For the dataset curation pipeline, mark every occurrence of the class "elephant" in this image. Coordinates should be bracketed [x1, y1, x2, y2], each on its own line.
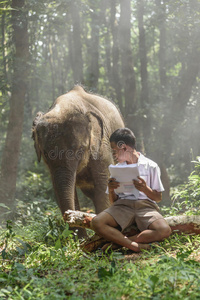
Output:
[32, 85, 124, 222]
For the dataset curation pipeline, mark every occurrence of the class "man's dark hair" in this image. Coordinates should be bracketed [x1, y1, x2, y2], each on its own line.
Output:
[109, 128, 136, 149]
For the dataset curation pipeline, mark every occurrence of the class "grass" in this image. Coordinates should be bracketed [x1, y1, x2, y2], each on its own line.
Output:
[0, 202, 200, 300]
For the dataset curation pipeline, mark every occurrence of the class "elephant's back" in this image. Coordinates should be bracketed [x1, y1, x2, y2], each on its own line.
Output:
[43, 85, 124, 131]
[80, 87, 125, 129]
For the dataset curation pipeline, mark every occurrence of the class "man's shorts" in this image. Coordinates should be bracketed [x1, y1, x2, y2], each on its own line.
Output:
[104, 199, 164, 232]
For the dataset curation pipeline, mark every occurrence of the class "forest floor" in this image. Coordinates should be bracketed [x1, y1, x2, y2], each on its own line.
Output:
[0, 202, 200, 300]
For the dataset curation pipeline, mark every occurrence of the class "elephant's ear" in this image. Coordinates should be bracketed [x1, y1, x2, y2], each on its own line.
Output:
[32, 112, 44, 162]
[86, 111, 104, 160]
[33, 133, 42, 162]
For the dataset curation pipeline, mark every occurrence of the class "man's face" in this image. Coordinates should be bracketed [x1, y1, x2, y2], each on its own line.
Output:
[110, 141, 127, 163]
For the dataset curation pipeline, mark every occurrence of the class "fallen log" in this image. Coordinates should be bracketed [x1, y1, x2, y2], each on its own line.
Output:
[63, 210, 200, 234]
[165, 215, 200, 235]
[63, 210, 200, 252]
[63, 210, 96, 229]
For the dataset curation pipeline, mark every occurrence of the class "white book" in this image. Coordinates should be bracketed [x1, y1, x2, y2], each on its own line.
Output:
[109, 164, 140, 198]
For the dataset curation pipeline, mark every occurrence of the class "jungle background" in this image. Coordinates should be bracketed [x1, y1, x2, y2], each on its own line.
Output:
[1, 0, 200, 213]
[0, 1, 200, 299]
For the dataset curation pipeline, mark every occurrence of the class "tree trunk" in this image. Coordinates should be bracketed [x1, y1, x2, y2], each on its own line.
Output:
[86, 0, 101, 90]
[137, 0, 151, 152]
[158, 30, 200, 166]
[160, 163, 170, 205]
[119, 0, 137, 118]
[69, 1, 83, 84]
[1, 10, 7, 90]
[0, 0, 29, 214]
[137, 0, 149, 108]
[109, 0, 123, 112]
[101, 0, 113, 96]
[47, 36, 55, 102]
[156, 0, 167, 90]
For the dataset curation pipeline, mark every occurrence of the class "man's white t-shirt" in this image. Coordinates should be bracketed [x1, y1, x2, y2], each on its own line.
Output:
[106, 153, 164, 203]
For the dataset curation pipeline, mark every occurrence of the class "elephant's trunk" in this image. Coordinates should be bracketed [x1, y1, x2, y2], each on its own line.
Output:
[51, 165, 77, 215]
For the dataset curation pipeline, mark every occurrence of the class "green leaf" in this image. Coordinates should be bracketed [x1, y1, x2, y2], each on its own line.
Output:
[147, 275, 159, 292]
[0, 203, 10, 210]
[14, 262, 26, 271]
[16, 246, 25, 256]
[55, 238, 62, 250]
[176, 249, 193, 261]
[98, 267, 111, 280]
[109, 261, 116, 275]
[48, 217, 54, 229]
[1, 248, 7, 259]
[15, 238, 32, 255]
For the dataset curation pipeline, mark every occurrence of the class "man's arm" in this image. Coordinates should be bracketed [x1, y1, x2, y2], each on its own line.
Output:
[108, 178, 120, 204]
[133, 176, 162, 203]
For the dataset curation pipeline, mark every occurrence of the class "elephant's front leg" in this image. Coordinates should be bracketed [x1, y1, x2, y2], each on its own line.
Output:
[91, 167, 111, 214]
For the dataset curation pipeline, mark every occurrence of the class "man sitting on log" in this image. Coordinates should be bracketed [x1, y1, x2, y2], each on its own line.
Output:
[91, 128, 171, 252]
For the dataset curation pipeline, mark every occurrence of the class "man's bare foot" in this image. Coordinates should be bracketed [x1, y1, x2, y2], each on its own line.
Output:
[138, 243, 151, 250]
[101, 242, 122, 252]
[101, 241, 151, 253]
[130, 241, 151, 252]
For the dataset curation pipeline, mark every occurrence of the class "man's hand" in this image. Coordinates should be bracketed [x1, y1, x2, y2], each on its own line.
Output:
[133, 176, 162, 203]
[133, 176, 147, 192]
[108, 177, 120, 192]
[108, 178, 120, 204]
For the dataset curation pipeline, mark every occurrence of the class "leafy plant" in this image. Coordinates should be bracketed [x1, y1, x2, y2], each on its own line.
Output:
[44, 215, 73, 249]
[98, 261, 116, 280]
[0, 220, 15, 260]
[162, 157, 200, 216]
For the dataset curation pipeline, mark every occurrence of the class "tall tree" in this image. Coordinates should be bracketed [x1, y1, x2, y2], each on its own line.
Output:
[86, 0, 101, 90]
[137, 0, 150, 152]
[119, 0, 136, 119]
[160, 42, 200, 159]
[68, 1, 83, 84]
[153, 0, 200, 200]
[137, 0, 149, 108]
[0, 0, 29, 213]
[47, 34, 56, 102]
[156, 0, 167, 90]
[1, 10, 7, 90]
[157, 0, 200, 164]
[109, 0, 123, 112]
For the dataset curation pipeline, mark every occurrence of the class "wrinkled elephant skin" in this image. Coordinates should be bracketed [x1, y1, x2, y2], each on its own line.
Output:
[32, 86, 124, 221]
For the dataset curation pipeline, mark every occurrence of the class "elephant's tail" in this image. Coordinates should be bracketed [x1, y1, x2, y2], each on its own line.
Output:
[32, 111, 44, 162]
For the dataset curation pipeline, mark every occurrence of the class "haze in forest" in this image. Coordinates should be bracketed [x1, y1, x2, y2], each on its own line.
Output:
[0, 0, 200, 213]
